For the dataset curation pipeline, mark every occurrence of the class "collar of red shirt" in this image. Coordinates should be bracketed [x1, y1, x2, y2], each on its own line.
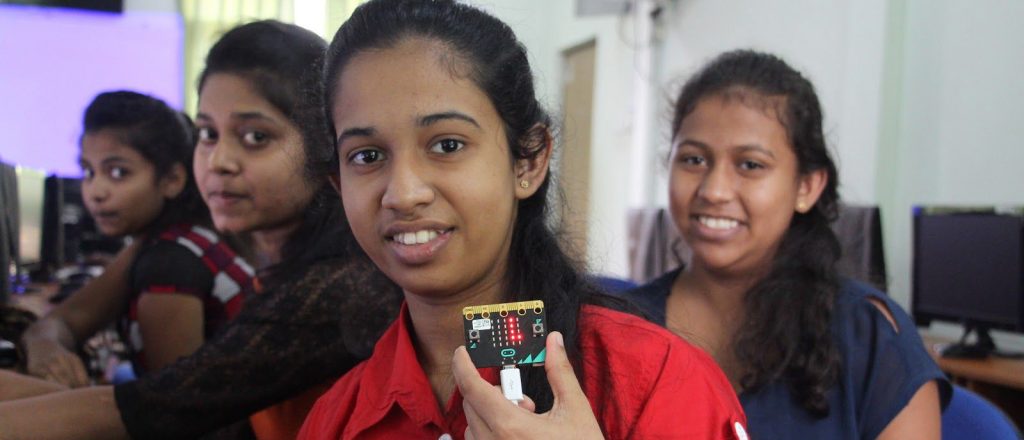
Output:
[346, 302, 499, 436]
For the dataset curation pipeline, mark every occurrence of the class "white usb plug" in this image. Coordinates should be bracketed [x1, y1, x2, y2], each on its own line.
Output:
[500, 365, 524, 405]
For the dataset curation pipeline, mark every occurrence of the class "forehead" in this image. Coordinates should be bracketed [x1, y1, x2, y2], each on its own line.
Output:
[331, 38, 498, 129]
[678, 94, 791, 151]
[198, 73, 288, 120]
[80, 130, 145, 162]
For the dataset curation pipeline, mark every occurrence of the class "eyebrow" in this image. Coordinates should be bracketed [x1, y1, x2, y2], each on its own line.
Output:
[195, 111, 276, 123]
[678, 139, 776, 158]
[418, 111, 481, 129]
[336, 126, 377, 146]
[78, 156, 132, 167]
[335, 111, 482, 146]
[734, 144, 776, 158]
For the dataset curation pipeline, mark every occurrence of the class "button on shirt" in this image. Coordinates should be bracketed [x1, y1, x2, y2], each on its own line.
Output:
[299, 303, 747, 439]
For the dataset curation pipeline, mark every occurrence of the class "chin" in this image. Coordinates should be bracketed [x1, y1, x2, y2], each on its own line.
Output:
[691, 249, 743, 272]
[212, 218, 247, 234]
[97, 226, 123, 237]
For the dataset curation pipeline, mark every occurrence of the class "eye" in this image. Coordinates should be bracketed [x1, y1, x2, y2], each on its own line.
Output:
[678, 154, 706, 167]
[109, 167, 129, 180]
[739, 160, 765, 171]
[429, 139, 465, 154]
[242, 130, 269, 147]
[197, 127, 217, 143]
[348, 148, 386, 165]
[81, 167, 94, 180]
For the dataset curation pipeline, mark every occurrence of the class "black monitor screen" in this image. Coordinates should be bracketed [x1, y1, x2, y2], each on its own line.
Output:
[913, 212, 1024, 331]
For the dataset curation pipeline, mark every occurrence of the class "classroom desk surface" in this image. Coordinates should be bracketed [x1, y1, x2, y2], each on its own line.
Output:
[921, 334, 1024, 391]
[5, 282, 58, 318]
[921, 332, 1024, 430]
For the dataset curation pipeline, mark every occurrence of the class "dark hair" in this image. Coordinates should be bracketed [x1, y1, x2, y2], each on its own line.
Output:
[81, 90, 206, 234]
[323, 0, 623, 411]
[199, 20, 343, 285]
[672, 49, 842, 417]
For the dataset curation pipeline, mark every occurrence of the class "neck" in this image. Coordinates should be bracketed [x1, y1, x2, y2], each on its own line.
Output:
[250, 221, 301, 266]
[405, 272, 506, 409]
[678, 263, 762, 317]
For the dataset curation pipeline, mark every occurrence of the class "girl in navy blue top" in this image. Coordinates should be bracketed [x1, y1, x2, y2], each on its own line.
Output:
[620, 50, 950, 439]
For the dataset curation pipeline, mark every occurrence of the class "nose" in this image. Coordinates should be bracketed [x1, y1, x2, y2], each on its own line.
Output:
[201, 140, 241, 175]
[82, 177, 109, 205]
[381, 154, 434, 214]
[696, 163, 735, 205]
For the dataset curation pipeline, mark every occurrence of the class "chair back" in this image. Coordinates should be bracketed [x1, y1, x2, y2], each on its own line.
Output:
[942, 385, 1022, 439]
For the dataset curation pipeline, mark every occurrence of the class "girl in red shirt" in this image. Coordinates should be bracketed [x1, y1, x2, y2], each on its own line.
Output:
[299, 1, 748, 439]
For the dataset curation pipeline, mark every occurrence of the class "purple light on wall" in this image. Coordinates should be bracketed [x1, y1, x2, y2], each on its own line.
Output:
[0, 5, 183, 177]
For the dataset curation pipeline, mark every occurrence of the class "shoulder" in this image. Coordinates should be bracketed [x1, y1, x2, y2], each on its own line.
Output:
[300, 362, 368, 439]
[833, 278, 917, 339]
[622, 268, 678, 300]
[578, 305, 732, 396]
[135, 225, 223, 268]
[831, 279, 951, 430]
[153, 223, 223, 251]
[132, 231, 214, 289]
[616, 268, 679, 325]
[279, 252, 401, 316]
[578, 305, 746, 438]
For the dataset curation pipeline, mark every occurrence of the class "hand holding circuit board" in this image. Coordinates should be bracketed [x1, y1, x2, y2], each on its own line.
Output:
[454, 302, 605, 439]
[462, 300, 548, 405]
[462, 300, 548, 368]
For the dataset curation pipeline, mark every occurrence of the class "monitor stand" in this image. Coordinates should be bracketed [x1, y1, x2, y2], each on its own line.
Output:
[941, 324, 996, 359]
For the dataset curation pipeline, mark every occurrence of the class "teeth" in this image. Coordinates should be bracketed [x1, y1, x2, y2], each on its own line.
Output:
[699, 216, 739, 230]
[394, 230, 440, 245]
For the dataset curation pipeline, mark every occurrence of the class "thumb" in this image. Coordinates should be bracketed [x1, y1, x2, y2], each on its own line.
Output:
[543, 331, 587, 408]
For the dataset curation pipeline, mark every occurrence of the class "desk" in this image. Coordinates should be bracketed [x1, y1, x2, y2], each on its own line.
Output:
[6, 283, 58, 318]
[922, 334, 1024, 428]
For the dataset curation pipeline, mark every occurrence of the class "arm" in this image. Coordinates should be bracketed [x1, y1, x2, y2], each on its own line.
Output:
[113, 257, 402, 439]
[135, 293, 205, 371]
[0, 369, 68, 400]
[0, 386, 128, 440]
[859, 292, 948, 440]
[21, 241, 140, 387]
[875, 381, 941, 440]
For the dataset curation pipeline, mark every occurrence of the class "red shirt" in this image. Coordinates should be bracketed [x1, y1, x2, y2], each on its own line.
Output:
[299, 303, 748, 439]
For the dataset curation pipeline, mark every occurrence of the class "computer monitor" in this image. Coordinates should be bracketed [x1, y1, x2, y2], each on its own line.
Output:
[912, 206, 1024, 358]
[15, 166, 46, 268]
[0, 162, 17, 301]
[40, 176, 122, 275]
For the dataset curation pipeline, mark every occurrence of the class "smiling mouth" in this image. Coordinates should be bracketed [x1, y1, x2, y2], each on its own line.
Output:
[389, 228, 453, 245]
[207, 191, 248, 205]
[695, 215, 740, 230]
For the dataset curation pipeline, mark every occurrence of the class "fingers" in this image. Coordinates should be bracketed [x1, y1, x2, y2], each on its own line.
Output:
[64, 355, 90, 387]
[543, 332, 588, 409]
[40, 352, 89, 388]
[463, 396, 491, 440]
[455, 346, 543, 439]
[518, 394, 537, 413]
[452, 346, 486, 398]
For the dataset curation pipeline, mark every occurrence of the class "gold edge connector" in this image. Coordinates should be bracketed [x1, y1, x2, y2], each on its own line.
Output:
[463, 300, 544, 319]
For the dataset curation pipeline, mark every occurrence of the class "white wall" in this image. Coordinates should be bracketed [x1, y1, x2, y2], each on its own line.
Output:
[653, 0, 889, 207]
[477, 0, 647, 276]
[433, 1, 1024, 347]
[483, 0, 891, 277]
[879, 0, 1024, 348]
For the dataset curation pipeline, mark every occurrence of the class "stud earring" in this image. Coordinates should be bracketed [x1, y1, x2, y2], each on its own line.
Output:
[797, 202, 807, 212]
[520, 180, 530, 189]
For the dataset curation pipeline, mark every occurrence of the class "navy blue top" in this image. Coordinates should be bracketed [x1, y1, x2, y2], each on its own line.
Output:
[621, 269, 951, 440]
